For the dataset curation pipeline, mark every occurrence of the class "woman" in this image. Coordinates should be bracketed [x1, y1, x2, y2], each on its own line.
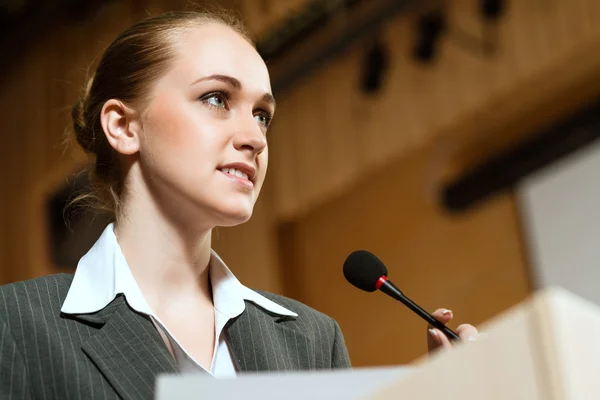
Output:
[0, 10, 477, 399]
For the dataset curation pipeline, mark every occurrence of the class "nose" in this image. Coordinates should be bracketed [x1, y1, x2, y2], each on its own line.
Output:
[233, 116, 267, 155]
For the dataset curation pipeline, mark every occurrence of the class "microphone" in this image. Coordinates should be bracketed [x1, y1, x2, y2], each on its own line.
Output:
[343, 250, 460, 341]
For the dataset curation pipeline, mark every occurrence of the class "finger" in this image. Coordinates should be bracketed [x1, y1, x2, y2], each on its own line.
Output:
[429, 308, 453, 326]
[456, 324, 479, 342]
[427, 327, 441, 351]
[427, 309, 454, 353]
[428, 328, 453, 352]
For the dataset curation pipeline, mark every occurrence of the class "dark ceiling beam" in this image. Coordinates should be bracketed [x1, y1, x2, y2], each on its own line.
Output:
[258, 0, 430, 95]
[441, 95, 600, 212]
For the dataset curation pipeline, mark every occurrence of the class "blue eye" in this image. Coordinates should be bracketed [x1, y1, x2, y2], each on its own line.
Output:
[254, 111, 273, 128]
[205, 94, 226, 108]
[200, 91, 229, 109]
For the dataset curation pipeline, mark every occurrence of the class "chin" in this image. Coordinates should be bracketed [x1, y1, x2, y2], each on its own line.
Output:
[213, 204, 254, 227]
[218, 213, 253, 227]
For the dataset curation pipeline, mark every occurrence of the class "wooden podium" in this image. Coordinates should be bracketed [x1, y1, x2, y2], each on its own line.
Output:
[370, 287, 600, 399]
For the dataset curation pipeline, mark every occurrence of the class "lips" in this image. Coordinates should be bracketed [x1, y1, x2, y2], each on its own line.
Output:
[217, 162, 257, 182]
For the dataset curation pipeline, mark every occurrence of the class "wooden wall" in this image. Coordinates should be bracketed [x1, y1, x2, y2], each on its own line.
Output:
[280, 144, 531, 366]
[261, 0, 600, 365]
[267, 0, 600, 221]
[1, 0, 600, 367]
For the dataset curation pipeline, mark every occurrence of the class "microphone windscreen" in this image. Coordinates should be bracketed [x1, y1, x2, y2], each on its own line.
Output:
[343, 250, 388, 292]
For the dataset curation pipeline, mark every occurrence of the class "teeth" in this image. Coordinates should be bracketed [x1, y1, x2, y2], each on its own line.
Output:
[221, 168, 249, 180]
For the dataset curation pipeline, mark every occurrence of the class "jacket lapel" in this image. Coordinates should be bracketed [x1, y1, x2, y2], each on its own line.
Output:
[77, 295, 178, 400]
[226, 301, 312, 372]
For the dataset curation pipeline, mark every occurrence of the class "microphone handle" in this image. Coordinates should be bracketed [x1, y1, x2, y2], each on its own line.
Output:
[379, 280, 461, 341]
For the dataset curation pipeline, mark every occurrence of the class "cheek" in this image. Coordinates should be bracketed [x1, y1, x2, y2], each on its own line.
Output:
[141, 99, 217, 167]
[144, 100, 194, 149]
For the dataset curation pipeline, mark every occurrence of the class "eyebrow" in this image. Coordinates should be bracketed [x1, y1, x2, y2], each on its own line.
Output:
[191, 74, 276, 110]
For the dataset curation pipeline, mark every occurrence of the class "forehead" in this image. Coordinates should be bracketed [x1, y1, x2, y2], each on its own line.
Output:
[171, 23, 271, 92]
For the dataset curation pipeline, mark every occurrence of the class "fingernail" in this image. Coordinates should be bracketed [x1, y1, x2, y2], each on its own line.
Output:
[442, 309, 453, 316]
[467, 336, 478, 342]
[428, 328, 438, 338]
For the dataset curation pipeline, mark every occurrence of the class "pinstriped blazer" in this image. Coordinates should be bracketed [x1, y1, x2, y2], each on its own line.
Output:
[0, 273, 351, 400]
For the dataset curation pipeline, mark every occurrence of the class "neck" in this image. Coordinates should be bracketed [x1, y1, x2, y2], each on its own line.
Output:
[114, 188, 214, 311]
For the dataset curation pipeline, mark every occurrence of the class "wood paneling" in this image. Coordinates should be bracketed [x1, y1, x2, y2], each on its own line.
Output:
[262, 0, 600, 365]
[267, 0, 600, 220]
[282, 144, 531, 366]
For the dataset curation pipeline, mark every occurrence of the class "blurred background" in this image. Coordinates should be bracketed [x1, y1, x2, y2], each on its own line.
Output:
[1, 0, 600, 367]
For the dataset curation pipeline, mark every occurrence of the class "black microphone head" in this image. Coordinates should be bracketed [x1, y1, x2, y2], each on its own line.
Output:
[343, 250, 388, 292]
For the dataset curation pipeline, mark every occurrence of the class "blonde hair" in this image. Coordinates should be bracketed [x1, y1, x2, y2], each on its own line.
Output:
[70, 10, 252, 219]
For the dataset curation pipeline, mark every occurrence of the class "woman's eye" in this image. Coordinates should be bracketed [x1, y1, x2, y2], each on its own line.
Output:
[200, 92, 229, 109]
[205, 94, 226, 108]
[254, 112, 272, 127]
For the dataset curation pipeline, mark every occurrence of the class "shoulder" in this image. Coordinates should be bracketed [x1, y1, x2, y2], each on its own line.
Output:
[0, 273, 73, 300]
[255, 290, 342, 334]
[254, 290, 352, 368]
[0, 273, 74, 325]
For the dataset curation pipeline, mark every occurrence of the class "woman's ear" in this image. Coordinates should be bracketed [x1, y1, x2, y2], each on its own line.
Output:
[100, 99, 142, 155]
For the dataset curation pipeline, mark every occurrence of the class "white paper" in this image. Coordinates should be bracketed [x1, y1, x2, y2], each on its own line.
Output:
[156, 366, 413, 400]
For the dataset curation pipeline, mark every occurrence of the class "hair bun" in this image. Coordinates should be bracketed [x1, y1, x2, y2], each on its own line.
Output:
[71, 97, 96, 154]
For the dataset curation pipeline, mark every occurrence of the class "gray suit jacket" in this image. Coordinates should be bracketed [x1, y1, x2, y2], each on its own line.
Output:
[0, 273, 351, 399]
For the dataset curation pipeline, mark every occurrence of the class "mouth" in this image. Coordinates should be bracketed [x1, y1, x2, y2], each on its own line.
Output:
[217, 163, 257, 187]
[218, 163, 256, 181]
[220, 167, 250, 181]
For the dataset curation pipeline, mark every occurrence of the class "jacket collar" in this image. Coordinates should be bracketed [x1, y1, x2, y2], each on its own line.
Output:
[74, 295, 178, 400]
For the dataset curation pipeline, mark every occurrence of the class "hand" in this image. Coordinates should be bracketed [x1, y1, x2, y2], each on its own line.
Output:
[427, 309, 478, 353]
